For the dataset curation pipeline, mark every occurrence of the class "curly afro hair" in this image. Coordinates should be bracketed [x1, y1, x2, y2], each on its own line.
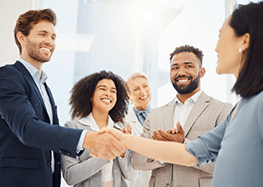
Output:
[70, 70, 129, 123]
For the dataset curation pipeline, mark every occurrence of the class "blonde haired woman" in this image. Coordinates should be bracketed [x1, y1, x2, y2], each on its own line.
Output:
[125, 72, 152, 187]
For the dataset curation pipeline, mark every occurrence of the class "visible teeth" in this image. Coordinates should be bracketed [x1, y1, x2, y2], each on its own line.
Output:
[178, 79, 188, 83]
[140, 95, 148, 100]
[102, 99, 110, 103]
[41, 48, 51, 52]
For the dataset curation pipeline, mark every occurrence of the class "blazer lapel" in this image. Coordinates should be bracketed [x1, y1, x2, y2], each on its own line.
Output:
[162, 99, 176, 131]
[184, 92, 210, 137]
[14, 61, 49, 117]
[44, 83, 59, 124]
[128, 109, 143, 135]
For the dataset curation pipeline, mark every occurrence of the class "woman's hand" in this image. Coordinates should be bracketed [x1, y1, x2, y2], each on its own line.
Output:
[95, 123, 131, 158]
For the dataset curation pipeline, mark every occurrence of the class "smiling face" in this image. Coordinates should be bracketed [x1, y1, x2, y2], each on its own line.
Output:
[170, 52, 205, 97]
[91, 79, 117, 114]
[127, 77, 151, 111]
[18, 20, 56, 68]
[215, 16, 243, 78]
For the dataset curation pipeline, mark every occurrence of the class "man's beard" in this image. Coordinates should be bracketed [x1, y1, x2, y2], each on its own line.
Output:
[171, 74, 200, 94]
[26, 38, 52, 63]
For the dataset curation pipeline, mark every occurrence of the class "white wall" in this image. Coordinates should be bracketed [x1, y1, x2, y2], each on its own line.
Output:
[0, 0, 37, 67]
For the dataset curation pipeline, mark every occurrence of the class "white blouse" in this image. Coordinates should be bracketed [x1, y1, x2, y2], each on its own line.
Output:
[78, 114, 114, 184]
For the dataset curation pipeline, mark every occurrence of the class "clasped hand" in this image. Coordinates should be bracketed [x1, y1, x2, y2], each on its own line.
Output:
[152, 122, 185, 143]
[84, 122, 131, 160]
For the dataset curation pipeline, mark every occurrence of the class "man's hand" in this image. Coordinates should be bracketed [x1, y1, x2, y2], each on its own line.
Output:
[83, 131, 126, 160]
[152, 122, 185, 143]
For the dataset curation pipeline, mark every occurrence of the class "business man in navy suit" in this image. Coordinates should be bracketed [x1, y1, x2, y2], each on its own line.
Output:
[0, 9, 125, 187]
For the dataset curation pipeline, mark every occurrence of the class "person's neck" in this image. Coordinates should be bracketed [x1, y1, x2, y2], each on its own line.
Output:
[135, 105, 148, 111]
[92, 109, 108, 129]
[20, 54, 43, 78]
[177, 89, 200, 104]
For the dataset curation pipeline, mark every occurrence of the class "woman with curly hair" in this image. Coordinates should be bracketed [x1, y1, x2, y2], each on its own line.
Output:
[61, 70, 137, 187]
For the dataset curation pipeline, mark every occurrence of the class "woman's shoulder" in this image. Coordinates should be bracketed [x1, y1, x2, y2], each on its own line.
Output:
[245, 90, 263, 106]
[114, 121, 126, 128]
[64, 118, 84, 129]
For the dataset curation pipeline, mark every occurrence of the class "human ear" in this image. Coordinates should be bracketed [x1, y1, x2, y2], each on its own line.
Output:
[16, 31, 25, 44]
[128, 94, 133, 103]
[200, 67, 206, 78]
[240, 33, 250, 52]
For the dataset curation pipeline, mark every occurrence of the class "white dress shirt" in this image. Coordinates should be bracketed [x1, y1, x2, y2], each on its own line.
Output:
[79, 114, 114, 185]
[173, 90, 202, 129]
[19, 58, 56, 173]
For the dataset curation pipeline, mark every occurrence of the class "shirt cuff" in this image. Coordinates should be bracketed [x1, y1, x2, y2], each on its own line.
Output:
[77, 130, 87, 152]
[157, 160, 165, 165]
[185, 138, 210, 167]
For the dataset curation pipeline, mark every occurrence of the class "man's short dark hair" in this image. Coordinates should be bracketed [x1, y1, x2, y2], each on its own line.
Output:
[169, 45, 204, 67]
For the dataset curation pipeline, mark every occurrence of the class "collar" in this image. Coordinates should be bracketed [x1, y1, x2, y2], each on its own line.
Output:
[133, 106, 151, 114]
[174, 90, 202, 105]
[19, 57, 48, 84]
[78, 113, 114, 131]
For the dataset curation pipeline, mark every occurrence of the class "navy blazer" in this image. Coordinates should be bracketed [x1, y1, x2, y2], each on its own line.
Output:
[0, 61, 83, 187]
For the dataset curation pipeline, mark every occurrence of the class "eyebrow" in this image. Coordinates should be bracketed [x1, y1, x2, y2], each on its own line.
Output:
[171, 62, 194, 66]
[38, 30, 57, 37]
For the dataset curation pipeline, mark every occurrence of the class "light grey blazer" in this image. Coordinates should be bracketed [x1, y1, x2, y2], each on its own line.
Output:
[124, 108, 152, 187]
[61, 117, 138, 187]
[131, 92, 233, 187]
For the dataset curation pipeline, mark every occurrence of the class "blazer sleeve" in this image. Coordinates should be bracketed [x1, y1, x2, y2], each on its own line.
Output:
[131, 112, 167, 170]
[0, 67, 82, 157]
[185, 102, 233, 174]
[62, 149, 109, 185]
[117, 149, 138, 181]
[186, 116, 230, 167]
[61, 120, 109, 185]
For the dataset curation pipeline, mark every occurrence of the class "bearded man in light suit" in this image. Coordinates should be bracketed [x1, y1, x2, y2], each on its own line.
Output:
[131, 45, 232, 187]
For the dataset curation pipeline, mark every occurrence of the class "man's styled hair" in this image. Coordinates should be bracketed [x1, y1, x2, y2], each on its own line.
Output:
[14, 9, 57, 54]
[230, 2, 263, 98]
[169, 45, 204, 67]
[70, 70, 129, 123]
[125, 72, 149, 93]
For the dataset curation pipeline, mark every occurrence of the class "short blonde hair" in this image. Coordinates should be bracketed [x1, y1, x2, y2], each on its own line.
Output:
[125, 72, 149, 92]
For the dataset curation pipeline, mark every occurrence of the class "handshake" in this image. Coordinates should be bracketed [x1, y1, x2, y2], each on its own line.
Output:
[82, 122, 185, 161]
[82, 123, 131, 160]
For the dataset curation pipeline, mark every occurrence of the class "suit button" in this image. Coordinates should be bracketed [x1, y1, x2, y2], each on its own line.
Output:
[166, 183, 170, 187]
[146, 158, 154, 163]
[48, 162, 52, 166]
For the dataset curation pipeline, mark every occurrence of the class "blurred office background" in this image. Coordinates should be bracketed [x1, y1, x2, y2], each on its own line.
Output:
[0, 0, 259, 186]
